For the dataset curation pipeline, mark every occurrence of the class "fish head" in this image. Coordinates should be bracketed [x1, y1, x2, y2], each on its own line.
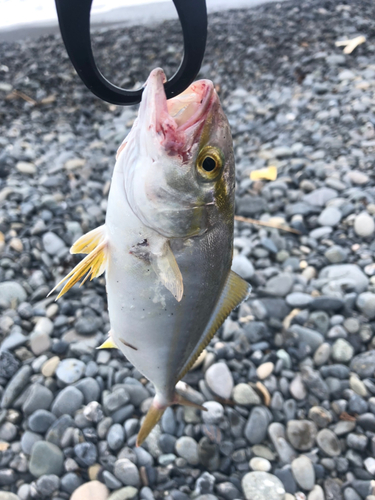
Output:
[119, 68, 235, 238]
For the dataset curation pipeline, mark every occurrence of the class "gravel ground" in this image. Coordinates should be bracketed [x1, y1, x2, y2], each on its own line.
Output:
[1, 0, 375, 499]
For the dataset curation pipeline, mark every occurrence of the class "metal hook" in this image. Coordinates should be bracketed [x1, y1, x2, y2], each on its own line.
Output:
[54, 0, 207, 105]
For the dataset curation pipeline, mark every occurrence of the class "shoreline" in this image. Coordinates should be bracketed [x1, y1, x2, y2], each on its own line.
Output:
[0, 0, 284, 42]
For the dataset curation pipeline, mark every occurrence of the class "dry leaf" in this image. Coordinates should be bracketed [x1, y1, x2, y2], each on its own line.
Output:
[335, 35, 366, 54]
[250, 165, 277, 181]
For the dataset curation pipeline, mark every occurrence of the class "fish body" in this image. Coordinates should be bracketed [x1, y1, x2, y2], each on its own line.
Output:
[51, 69, 250, 445]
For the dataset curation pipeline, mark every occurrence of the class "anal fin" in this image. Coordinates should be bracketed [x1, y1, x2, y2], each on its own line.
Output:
[176, 270, 251, 381]
[48, 225, 108, 300]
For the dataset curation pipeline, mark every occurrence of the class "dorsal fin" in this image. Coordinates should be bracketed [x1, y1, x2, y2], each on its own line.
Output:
[48, 225, 108, 300]
[176, 271, 251, 381]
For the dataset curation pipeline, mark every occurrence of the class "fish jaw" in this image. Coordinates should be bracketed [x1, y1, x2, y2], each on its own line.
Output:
[138, 68, 216, 159]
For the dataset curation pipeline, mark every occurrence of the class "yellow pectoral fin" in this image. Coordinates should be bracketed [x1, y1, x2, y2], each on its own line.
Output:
[48, 234, 108, 300]
[177, 270, 251, 381]
[150, 242, 183, 302]
[71, 225, 106, 254]
[97, 338, 118, 349]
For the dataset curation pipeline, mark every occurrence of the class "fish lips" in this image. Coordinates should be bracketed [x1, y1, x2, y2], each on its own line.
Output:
[139, 68, 216, 158]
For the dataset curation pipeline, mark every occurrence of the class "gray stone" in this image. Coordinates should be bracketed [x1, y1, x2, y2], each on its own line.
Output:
[242, 471, 286, 500]
[354, 211, 375, 237]
[60, 472, 83, 494]
[286, 420, 317, 451]
[316, 429, 341, 457]
[318, 206, 341, 226]
[42, 231, 66, 255]
[231, 255, 254, 280]
[28, 409, 56, 433]
[75, 315, 103, 335]
[103, 388, 130, 413]
[291, 455, 315, 490]
[29, 441, 64, 477]
[107, 423, 125, 451]
[75, 377, 101, 404]
[286, 292, 313, 308]
[350, 351, 375, 378]
[319, 264, 368, 293]
[56, 358, 85, 385]
[0, 421, 17, 441]
[175, 436, 200, 465]
[205, 362, 233, 399]
[36, 474, 60, 497]
[51, 386, 84, 417]
[232, 383, 261, 406]
[0, 281, 27, 305]
[356, 292, 375, 319]
[290, 324, 324, 352]
[1, 365, 32, 409]
[245, 407, 272, 445]
[23, 383, 53, 415]
[0, 351, 19, 379]
[202, 401, 224, 424]
[103, 470, 123, 490]
[303, 187, 337, 207]
[265, 273, 294, 297]
[74, 442, 98, 467]
[324, 245, 348, 264]
[21, 430, 43, 455]
[114, 458, 140, 487]
[108, 487, 138, 500]
[45, 414, 74, 445]
[161, 407, 175, 434]
[331, 339, 354, 363]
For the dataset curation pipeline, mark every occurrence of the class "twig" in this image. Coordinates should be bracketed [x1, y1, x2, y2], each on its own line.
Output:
[6, 90, 37, 105]
[234, 215, 301, 234]
[335, 35, 366, 55]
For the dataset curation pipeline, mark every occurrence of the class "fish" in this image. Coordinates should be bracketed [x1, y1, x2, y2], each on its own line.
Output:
[49, 68, 251, 446]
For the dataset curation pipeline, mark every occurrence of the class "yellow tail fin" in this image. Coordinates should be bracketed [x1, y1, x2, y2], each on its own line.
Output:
[136, 392, 207, 446]
[136, 404, 165, 447]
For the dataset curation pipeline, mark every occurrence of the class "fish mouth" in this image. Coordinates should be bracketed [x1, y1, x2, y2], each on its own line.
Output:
[141, 68, 215, 157]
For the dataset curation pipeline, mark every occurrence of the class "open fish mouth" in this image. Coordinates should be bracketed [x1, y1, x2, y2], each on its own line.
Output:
[141, 68, 215, 157]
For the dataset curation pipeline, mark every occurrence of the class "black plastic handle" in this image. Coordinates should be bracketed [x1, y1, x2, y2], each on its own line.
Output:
[54, 0, 207, 105]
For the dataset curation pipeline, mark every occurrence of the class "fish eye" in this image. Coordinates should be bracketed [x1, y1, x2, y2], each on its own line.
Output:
[196, 146, 223, 180]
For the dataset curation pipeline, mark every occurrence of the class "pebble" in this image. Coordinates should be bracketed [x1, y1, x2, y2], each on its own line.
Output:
[318, 206, 342, 226]
[356, 292, 375, 319]
[232, 383, 261, 406]
[29, 441, 64, 477]
[107, 423, 125, 451]
[354, 212, 375, 237]
[316, 429, 341, 457]
[245, 407, 272, 445]
[70, 480, 109, 500]
[56, 358, 86, 384]
[242, 471, 286, 500]
[250, 457, 271, 472]
[205, 362, 233, 399]
[175, 436, 200, 465]
[286, 420, 317, 451]
[1, 365, 32, 409]
[331, 339, 354, 363]
[256, 362, 274, 380]
[114, 458, 140, 487]
[231, 254, 254, 280]
[350, 351, 375, 378]
[202, 401, 224, 424]
[291, 455, 315, 490]
[42, 231, 67, 255]
[41, 356, 60, 377]
[51, 386, 84, 417]
[108, 487, 138, 500]
[0, 281, 27, 305]
[74, 442, 98, 467]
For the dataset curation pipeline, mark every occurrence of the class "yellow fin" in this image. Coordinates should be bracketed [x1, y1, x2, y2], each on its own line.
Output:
[48, 228, 107, 300]
[250, 165, 277, 181]
[150, 242, 183, 302]
[97, 338, 118, 349]
[177, 271, 251, 381]
[136, 403, 165, 447]
[71, 225, 106, 254]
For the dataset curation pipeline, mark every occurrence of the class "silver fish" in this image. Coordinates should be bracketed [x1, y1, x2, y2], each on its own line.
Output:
[50, 68, 250, 445]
